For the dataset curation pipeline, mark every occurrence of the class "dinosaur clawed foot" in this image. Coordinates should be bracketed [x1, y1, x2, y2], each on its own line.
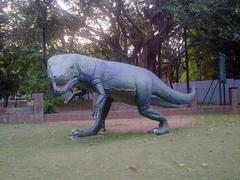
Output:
[72, 128, 81, 137]
[147, 127, 171, 136]
[71, 128, 98, 139]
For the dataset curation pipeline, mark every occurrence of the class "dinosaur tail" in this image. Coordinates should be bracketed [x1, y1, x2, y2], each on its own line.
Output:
[150, 95, 190, 108]
[153, 76, 196, 105]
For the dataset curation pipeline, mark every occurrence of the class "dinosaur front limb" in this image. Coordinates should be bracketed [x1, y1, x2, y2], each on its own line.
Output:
[72, 96, 112, 138]
[63, 88, 88, 104]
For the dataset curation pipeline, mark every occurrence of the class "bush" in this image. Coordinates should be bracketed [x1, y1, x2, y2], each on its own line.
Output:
[44, 96, 63, 114]
[18, 57, 50, 95]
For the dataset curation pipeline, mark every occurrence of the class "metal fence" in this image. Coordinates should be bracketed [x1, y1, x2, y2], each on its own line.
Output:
[0, 91, 30, 108]
[172, 79, 240, 105]
[2, 79, 239, 110]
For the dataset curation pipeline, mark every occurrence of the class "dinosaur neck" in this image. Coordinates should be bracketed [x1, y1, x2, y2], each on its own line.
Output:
[75, 56, 96, 84]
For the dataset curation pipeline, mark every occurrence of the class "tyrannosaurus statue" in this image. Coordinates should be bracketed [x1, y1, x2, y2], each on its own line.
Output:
[47, 53, 195, 138]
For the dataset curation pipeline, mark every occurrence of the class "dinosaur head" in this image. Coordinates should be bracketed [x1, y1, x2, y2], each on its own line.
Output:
[47, 57, 79, 94]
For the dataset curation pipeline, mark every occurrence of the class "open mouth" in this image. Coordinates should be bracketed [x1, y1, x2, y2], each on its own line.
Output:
[52, 77, 78, 94]
[55, 81, 68, 92]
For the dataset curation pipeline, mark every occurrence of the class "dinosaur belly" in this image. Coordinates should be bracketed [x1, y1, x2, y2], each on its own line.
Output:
[105, 89, 136, 105]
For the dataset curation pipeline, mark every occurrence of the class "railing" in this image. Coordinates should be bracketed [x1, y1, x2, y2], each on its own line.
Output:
[0, 93, 43, 122]
[172, 79, 240, 105]
[0, 91, 30, 108]
[0, 90, 239, 123]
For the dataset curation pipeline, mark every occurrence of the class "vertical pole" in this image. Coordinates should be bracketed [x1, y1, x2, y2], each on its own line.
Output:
[158, 44, 162, 78]
[219, 81, 222, 105]
[32, 93, 44, 122]
[229, 87, 239, 113]
[41, 0, 47, 68]
[223, 82, 226, 105]
[4, 92, 8, 108]
[184, 27, 190, 93]
[191, 88, 198, 112]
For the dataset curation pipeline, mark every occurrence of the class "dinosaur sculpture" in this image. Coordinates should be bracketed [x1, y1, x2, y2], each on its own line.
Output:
[47, 53, 195, 138]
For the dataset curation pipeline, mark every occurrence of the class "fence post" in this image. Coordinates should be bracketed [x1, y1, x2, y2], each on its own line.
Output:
[32, 93, 44, 122]
[229, 87, 238, 113]
[191, 88, 198, 113]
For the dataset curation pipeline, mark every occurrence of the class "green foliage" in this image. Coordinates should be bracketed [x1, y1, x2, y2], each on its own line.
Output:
[18, 50, 49, 95]
[0, 47, 31, 92]
[181, 29, 220, 81]
[180, 58, 218, 82]
[44, 96, 63, 114]
[168, 0, 240, 80]
[1, 0, 239, 95]
[44, 99, 55, 114]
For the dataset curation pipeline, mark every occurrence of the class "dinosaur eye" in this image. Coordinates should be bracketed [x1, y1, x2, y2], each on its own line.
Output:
[70, 65, 74, 69]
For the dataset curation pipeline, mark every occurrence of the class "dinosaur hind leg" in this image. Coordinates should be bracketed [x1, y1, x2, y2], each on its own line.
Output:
[136, 84, 170, 135]
[138, 106, 170, 135]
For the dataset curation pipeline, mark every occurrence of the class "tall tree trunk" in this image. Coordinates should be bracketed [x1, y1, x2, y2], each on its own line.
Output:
[157, 43, 162, 77]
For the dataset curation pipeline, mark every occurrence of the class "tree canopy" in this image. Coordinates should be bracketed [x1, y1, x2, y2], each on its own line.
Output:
[0, 0, 239, 94]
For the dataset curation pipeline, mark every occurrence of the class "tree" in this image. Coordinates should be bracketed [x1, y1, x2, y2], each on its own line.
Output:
[49, 0, 184, 77]
[174, 0, 240, 80]
[1, 0, 239, 97]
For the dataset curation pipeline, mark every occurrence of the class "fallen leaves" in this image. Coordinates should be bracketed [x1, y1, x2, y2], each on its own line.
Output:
[127, 165, 137, 172]
[178, 163, 185, 167]
[186, 167, 192, 171]
[178, 163, 192, 171]
[201, 163, 208, 166]
[176, 161, 209, 171]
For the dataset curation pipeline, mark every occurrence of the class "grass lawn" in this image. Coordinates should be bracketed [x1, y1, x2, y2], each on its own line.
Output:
[0, 114, 240, 180]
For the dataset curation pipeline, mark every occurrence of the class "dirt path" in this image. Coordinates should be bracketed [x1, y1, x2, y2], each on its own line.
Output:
[48, 115, 199, 133]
